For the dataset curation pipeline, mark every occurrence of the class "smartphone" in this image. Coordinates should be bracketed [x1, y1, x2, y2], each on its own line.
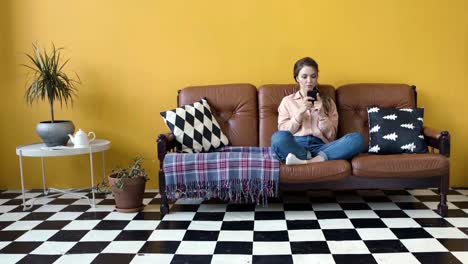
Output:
[307, 88, 318, 102]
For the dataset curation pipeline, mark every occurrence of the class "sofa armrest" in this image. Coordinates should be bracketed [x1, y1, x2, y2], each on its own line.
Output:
[157, 133, 177, 162]
[423, 127, 450, 157]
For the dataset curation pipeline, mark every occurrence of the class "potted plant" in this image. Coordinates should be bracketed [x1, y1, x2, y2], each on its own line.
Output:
[23, 42, 80, 146]
[104, 156, 149, 213]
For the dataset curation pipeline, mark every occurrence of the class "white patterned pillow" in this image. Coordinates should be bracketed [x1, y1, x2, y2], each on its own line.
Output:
[160, 98, 230, 153]
[367, 107, 427, 154]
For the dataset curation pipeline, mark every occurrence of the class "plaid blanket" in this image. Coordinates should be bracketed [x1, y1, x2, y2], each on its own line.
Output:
[163, 146, 280, 205]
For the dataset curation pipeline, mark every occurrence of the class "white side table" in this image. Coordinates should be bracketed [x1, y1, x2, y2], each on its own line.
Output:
[16, 139, 111, 211]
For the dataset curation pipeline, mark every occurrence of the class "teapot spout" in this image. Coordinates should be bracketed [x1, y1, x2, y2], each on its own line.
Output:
[68, 134, 74, 144]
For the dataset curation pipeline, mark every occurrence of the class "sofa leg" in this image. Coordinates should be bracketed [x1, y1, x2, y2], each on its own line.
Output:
[159, 169, 170, 219]
[160, 201, 169, 218]
[437, 174, 449, 217]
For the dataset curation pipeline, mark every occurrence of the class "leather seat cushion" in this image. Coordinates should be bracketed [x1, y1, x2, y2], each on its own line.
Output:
[352, 153, 449, 178]
[280, 160, 351, 184]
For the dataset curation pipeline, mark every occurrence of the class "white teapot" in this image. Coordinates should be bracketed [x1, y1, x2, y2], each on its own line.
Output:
[68, 129, 96, 148]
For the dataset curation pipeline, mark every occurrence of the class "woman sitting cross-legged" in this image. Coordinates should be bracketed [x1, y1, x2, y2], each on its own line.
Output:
[272, 57, 365, 165]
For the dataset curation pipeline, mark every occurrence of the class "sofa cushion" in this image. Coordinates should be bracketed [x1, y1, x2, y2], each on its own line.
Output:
[160, 98, 229, 153]
[280, 160, 351, 184]
[367, 107, 427, 154]
[336, 84, 416, 151]
[352, 153, 449, 178]
[178, 84, 258, 147]
[257, 84, 336, 147]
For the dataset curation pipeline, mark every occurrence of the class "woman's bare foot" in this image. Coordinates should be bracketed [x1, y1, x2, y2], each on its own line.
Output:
[285, 153, 307, 165]
[285, 153, 325, 165]
[310, 155, 325, 162]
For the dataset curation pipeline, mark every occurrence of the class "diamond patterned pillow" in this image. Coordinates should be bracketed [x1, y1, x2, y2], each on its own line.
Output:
[160, 98, 230, 153]
[367, 107, 428, 154]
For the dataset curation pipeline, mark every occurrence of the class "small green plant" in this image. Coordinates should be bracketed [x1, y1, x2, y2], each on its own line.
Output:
[97, 156, 149, 193]
[23, 42, 80, 123]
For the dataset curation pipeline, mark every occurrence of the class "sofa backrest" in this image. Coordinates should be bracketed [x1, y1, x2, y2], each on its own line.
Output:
[336, 83, 416, 150]
[257, 84, 336, 147]
[178, 83, 259, 147]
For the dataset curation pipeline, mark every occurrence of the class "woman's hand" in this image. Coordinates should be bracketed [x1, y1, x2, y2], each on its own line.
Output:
[294, 95, 314, 122]
[312, 93, 323, 112]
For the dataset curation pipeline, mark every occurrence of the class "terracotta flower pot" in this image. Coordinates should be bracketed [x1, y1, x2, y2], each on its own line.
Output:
[108, 173, 146, 213]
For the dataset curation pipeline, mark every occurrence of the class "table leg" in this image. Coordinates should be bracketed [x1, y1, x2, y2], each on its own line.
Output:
[89, 147, 96, 207]
[18, 150, 28, 211]
[102, 151, 106, 180]
[41, 157, 47, 195]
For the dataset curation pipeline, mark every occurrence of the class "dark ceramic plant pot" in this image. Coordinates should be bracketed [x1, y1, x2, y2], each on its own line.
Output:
[36, 120, 75, 147]
[108, 173, 146, 213]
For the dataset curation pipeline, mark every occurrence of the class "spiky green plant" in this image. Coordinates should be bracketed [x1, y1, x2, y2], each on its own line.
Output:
[23, 43, 80, 123]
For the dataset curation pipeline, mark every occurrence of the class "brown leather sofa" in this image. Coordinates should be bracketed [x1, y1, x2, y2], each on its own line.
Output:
[157, 83, 450, 217]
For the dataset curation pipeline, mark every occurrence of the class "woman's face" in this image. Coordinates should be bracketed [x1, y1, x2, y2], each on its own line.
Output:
[296, 65, 318, 95]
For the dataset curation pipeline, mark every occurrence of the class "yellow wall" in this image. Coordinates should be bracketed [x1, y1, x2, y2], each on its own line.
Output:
[1, 0, 468, 189]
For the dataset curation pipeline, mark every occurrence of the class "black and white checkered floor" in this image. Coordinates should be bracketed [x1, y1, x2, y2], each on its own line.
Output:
[1, 188, 468, 264]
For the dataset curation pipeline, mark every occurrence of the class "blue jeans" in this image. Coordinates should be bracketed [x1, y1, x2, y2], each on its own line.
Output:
[271, 131, 365, 161]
